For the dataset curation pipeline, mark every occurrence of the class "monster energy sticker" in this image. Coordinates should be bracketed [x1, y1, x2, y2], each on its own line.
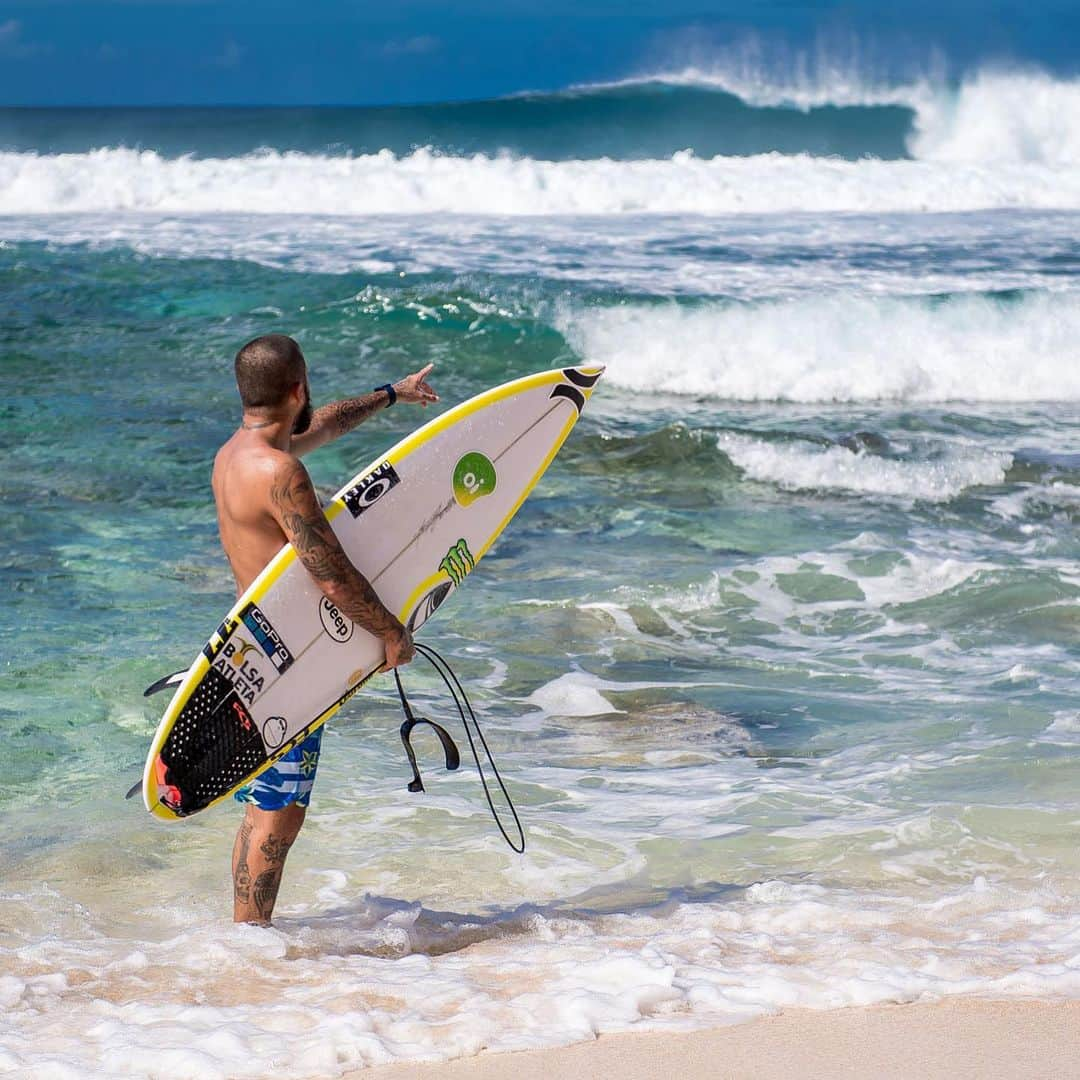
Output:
[440, 538, 475, 586]
[342, 460, 400, 519]
[453, 451, 497, 507]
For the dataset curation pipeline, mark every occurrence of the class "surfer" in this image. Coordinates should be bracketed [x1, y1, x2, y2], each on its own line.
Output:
[213, 333, 438, 924]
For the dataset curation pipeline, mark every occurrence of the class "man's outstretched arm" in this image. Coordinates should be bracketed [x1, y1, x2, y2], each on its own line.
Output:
[291, 363, 438, 457]
[269, 455, 414, 668]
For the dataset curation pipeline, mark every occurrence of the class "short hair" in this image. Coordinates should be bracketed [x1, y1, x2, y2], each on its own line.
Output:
[234, 334, 306, 409]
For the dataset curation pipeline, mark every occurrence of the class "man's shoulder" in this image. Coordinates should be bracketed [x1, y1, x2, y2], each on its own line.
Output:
[215, 436, 306, 497]
[224, 437, 298, 475]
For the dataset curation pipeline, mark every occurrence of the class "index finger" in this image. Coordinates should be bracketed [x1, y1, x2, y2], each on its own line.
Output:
[415, 362, 435, 379]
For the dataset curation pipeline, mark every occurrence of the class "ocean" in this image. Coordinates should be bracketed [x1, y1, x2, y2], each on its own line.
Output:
[2, 58, 1080, 1079]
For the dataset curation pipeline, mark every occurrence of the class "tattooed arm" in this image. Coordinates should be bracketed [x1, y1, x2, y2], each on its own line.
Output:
[290, 390, 388, 457]
[268, 455, 415, 668]
[291, 363, 439, 457]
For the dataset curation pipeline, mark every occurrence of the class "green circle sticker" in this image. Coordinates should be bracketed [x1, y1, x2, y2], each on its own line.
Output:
[453, 452, 497, 507]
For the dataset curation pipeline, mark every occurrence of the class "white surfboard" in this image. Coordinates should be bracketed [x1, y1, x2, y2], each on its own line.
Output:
[141, 365, 603, 820]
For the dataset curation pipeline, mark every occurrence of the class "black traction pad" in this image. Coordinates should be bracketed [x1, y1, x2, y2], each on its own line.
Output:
[159, 667, 269, 815]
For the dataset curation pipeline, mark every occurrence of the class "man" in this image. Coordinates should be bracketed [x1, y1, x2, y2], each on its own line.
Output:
[213, 333, 438, 925]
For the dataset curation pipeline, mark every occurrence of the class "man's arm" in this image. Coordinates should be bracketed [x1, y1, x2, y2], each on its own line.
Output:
[269, 456, 414, 668]
[290, 390, 389, 458]
[291, 364, 439, 457]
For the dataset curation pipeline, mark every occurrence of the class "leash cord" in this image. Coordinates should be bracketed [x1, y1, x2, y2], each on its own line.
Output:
[393, 643, 526, 854]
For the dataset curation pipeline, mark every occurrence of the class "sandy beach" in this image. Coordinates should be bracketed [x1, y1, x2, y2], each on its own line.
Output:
[362, 999, 1080, 1080]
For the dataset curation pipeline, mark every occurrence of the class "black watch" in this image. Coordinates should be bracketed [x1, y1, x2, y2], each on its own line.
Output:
[376, 382, 397, 407]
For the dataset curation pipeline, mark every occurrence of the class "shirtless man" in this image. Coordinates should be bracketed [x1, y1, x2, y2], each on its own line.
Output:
[213, 333, 438, 925]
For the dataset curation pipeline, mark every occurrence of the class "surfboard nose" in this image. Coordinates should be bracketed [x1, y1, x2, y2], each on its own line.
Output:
[564, 365, 605, 388]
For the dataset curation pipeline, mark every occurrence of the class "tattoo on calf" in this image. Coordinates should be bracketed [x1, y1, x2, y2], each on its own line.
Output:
[253, 868, 282, 920]
[260, 834, 293, 865]
[234, 820, 253, 904]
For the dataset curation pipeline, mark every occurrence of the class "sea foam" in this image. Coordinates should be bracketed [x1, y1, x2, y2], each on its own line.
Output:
[717, 434, 1011, 502]
[4, 144, 1080, 216]
[5, 875, 1080, 1079]
[559, 292, 1080, 403]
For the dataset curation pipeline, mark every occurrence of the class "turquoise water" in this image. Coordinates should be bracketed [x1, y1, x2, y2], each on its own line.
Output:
[2, 81, 1080, 1077]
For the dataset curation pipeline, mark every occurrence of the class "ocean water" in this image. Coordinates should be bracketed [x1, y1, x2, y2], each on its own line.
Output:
[3, 59, 1080, 1080]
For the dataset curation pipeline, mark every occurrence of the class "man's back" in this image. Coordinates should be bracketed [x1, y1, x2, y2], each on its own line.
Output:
[212, 430, 291, 596]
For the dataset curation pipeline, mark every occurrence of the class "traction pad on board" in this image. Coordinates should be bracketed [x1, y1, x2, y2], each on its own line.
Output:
[157, 667, 269, 816]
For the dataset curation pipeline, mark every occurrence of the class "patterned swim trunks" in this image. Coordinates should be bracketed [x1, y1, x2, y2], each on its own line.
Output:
[234, 727, 324, 811]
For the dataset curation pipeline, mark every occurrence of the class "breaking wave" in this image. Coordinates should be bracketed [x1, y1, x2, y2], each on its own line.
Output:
[559, 291, 1080, 403]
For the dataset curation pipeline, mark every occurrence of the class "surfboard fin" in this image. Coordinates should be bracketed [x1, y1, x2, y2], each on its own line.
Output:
[143, 669, 188, 697]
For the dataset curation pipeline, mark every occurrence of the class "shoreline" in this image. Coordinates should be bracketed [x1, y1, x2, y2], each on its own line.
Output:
[357, 998, 1080, 1080]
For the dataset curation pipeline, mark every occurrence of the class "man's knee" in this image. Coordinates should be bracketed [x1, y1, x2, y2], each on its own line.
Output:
[244, 801, 306, 846]
[234, 802, 306, 924]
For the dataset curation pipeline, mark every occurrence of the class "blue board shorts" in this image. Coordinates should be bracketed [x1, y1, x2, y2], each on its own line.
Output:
[233, 727, 324, 811]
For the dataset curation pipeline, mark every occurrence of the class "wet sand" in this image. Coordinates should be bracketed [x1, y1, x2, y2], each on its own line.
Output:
[358, 998, 1080, 1080]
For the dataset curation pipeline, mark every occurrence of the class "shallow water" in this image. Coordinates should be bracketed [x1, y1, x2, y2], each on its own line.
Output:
[2, 85, 1080, 1078]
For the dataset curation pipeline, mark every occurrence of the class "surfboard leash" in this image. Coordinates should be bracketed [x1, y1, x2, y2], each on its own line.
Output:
[393, 643, 526, 854]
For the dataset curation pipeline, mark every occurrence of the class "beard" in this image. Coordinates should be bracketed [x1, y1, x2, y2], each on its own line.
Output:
[292, 398, 313, 435]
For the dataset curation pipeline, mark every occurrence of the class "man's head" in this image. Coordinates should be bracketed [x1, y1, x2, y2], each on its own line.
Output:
[234, 334, 312, 434]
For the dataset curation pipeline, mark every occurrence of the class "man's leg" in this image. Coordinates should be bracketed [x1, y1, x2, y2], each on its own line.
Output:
[230, 727, 323, 924]
[232, 801, 305, 925]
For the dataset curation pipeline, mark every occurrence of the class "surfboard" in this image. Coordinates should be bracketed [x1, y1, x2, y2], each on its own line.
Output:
[141, 365, 604, 820]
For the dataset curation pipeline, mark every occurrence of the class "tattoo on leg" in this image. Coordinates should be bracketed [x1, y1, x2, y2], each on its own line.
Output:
[260, 834, 294, 865]
[234, 820, 253, 905]
[253, 868, 282, 921]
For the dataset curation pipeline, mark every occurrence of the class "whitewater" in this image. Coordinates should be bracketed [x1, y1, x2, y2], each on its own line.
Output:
[2, 56, 1080, 1080]
[4, 69, 1080, 215]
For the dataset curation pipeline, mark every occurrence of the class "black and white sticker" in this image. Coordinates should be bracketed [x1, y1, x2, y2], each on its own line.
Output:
[342, 460, 400, 518]
[262, 715, 288, 749]
[318, 596, 354, 643]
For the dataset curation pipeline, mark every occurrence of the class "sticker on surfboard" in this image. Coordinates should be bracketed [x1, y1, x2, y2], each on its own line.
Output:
[141, 366, 604, 819]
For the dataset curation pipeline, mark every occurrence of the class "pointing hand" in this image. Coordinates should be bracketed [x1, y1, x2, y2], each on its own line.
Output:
[393, 363, 439, 407]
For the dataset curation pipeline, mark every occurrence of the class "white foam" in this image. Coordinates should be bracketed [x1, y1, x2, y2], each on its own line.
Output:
[5, 876, 1080, 1078]
[583, 60, 932, 113]
[846, 547, 986, 609]
[599, 61, 1080, 166]
[989, 481, 1080, 520]
[670, 546, 982, 624]
[909, 70, 1080, 166]
[524, 671, 730, 717]
[1041, 711, 1080, 745]
[527, 671, 622, 716]
[5, 146, 1080, 216]
[5, 210, 1074, 299]
[717, 433, 1010, 502]
[559, 292, 1080, 402]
